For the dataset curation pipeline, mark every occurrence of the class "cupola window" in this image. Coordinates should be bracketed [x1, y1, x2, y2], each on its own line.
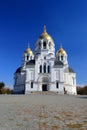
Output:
[61, 55, 63, 60]
[27, 55, 29, 60]
[43, 42, 46, 49]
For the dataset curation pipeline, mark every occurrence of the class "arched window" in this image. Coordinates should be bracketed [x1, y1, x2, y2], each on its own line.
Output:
[61, 55, 63, 60]
[48, 65, 50, 73]
[43, 64, 46, 73]
[43, 42, 46, 49]
[40, 65, 42, 73]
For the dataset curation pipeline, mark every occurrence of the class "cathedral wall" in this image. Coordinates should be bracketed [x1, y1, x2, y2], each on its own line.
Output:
[49, 82, 64, 94]
[64, 73, 76, 86]
[25, 82, 38, 93]
[71, 86, 77, 95]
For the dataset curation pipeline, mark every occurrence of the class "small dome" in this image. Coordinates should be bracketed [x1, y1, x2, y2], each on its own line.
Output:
[15, 67, 22, 74]
[24, 45, 33, 55]
[56, 46, 67, 56]
[39, 26, 53, 41]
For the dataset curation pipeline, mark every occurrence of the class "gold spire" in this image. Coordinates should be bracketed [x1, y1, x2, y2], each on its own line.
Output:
[25, 43, 33, 55]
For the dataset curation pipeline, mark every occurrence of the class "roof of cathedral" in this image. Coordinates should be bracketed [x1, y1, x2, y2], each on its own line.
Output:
[26, 59, 35, 65]
[56, 45, 67, 56]
[39, 26, 53, 41]
[54, 60, 64, 66]
[15, 67, 22, 73]
[64, 67, 75, 73]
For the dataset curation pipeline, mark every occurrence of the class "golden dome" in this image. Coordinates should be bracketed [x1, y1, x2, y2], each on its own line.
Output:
[26, 48, 32, 54]
[25, 45, 33, 55]
[39, 26, 52, 40]
[56, 46, 67, 56]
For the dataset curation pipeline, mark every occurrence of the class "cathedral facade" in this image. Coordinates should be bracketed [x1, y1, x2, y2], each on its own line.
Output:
[14, 26, 77, 95]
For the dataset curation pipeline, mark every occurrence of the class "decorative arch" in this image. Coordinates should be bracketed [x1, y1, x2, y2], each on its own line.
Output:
[38, 75, 50, 83]
[37, 75, 50, 91]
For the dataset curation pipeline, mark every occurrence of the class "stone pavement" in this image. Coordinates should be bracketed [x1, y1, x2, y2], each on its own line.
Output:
[0, 94, 87, 130]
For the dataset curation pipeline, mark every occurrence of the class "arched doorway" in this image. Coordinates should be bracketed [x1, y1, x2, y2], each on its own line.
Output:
[42, 77, 49, 91]
[38, 75, 50, 91]
[42, 84, 47, 91]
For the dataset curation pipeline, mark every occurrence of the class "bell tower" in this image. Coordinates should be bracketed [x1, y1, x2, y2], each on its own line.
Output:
[35, 26, 55, 58]
[56, 45, 68, 67]
[22, 44, 34, 67]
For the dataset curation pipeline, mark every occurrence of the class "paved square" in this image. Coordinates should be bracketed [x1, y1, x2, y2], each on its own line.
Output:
[0, 94, 87, 130]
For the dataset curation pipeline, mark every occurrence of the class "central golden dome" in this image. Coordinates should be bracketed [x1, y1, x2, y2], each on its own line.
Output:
[56, 46, 67, 56]
[39, 26, 52, 40]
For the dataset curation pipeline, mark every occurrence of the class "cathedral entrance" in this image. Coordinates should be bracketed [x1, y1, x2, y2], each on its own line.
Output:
[38, 76, 49, 91]
[42, 84, 47, 91]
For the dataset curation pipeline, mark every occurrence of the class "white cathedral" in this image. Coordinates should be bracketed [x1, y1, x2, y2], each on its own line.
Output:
[14, 26, 77, 95]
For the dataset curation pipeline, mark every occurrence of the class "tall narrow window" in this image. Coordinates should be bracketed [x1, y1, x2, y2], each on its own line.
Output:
[61, 56, 63, 60]
[44, 64, 46, 73]
[31, 82, 33, 88]
[43, 42, 46, 49]
[27, 55, 29, 60]
[48, 65, 50, 73]
[40, 65, 42, 73]
[56, 82, 59, 88]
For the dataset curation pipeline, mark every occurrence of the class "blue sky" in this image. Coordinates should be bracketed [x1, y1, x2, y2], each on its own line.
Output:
[0, 0, 87, 88]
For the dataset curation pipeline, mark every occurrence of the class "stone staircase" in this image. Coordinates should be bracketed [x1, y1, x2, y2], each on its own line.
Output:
[31, 91, 58, 95]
